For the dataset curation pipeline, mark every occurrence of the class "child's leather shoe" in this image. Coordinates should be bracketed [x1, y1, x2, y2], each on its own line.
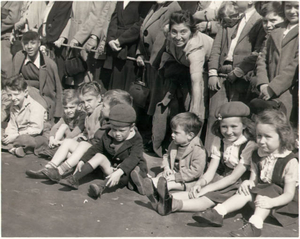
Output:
[130, 166, 146, 195]
[15, 147, 25, 158]
[59, 175, 79, 190]
[143, 177, 159, 210]
[229, 222, 262, 237]
[26, 168, 48, 179]
[89, 183, 106, 198]
[42, 167, 61, 182]
[192, 208, 223, 227]
[157, 177, 172, 216]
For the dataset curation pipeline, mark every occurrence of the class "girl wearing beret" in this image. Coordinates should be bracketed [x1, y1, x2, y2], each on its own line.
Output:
[193, 109, 298, 237]
[146, 102, 257, 216]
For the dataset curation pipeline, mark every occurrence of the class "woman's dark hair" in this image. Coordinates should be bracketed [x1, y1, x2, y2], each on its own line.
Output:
[169, 10, 197, 34]
[257, 2, 284, 18]
[255, 109, 295, 152]
[211, 116, 255, 141]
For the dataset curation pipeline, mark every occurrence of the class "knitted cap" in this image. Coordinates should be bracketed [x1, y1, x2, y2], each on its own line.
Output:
[109, 104, 136, 127]
[215, 102, 250, 120]
[249, 98, 287, 115]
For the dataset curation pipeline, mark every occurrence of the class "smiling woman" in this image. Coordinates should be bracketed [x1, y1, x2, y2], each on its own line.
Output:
[152, 10, 213, 156]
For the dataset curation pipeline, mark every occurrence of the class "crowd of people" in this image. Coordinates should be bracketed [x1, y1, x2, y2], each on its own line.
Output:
[1, 1, 299, 237]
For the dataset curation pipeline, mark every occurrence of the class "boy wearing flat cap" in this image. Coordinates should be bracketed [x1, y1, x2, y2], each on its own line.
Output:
[59, 104, 148, 196]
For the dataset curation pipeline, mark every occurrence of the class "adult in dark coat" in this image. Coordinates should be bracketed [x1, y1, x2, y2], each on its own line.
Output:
[104, 1, 153, 92]
[136, 1, 181, 116]
[256, 21, 299, 126]
[205, 2, 265, 153]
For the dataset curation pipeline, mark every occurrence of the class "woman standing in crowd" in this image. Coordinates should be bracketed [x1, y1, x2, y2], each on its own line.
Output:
[152, 10, 213, 156]
[136, 1, 181, 116]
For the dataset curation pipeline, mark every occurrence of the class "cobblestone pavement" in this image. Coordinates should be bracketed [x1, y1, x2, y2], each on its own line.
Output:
[1, 151, 299, 237]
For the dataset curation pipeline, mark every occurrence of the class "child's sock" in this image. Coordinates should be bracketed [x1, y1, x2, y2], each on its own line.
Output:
[73, 162, 94, 181]
[57, 161, 72, 175]
[45, 161, 58, 169]
[214, 204, 227, 217]
[172, 198, 183, 212]
[249, 215, 264, 229]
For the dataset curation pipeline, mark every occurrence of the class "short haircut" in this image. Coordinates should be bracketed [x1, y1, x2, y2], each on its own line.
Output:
[255, 109, 295, 152]
[77, 81, 102, 98]
[258, 2, 284, 18]
[217, 1, 238, 22]
[103, 89, 133, 108]
[169, 10, 197, 34]
[170, 112, 202, 136]
[22, 30, 40, 44]
[62, 89, 80, 106]
[4, 74, 27, 91]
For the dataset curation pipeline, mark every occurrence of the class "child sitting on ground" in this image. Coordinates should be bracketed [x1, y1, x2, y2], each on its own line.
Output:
[35, 89, 86, 158]
[193, 109, 298, 237]
[26, 88, 133, 180]
[151, 112, 207, 192]
[1, 75, 48, 157]
[145, 102, 257, 216]
[59, 104, 148, 197]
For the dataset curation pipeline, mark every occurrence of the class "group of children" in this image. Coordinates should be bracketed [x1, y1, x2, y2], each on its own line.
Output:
[1, 1, 299, 237]
[2, 71, 298, 237]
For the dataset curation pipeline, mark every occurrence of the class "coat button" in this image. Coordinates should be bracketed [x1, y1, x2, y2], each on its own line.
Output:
[144, 42, 149, 48]
[144, 30, 148, 36]
[116, 158, 120, 161]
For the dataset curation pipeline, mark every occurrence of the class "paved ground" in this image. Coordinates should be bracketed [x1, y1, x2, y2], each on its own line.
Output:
[1, 151, 299, 237]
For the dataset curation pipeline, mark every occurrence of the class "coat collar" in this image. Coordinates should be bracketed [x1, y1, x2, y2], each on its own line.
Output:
[237, 10, 260, 45]
[143, 3, 169, 30]
[104, 128, 138, 155]
[169, 136, 203, 161]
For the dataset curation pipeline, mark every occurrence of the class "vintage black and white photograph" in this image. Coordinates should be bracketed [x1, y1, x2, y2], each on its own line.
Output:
[1, 0, 299, 237]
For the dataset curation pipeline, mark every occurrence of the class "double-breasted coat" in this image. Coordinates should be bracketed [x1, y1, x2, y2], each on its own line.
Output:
[256, 23, 299, 123]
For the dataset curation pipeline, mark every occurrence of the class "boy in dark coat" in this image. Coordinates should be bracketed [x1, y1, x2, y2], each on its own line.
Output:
[59, 104, 148, 197]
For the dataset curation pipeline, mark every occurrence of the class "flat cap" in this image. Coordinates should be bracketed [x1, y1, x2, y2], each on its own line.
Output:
[109, 104, 136, 127]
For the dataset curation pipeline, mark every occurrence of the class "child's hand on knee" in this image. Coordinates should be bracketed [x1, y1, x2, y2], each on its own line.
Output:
[106, 169, 124, 187]
[255, 195, 274, 209]
[2, 134, 18, 144]
[166, 174, 175, 182]
[238, 180, 255, 196]
[163, 168, 173, 178]
[74, 161, 84, 174]
[189, 184, 202, 199]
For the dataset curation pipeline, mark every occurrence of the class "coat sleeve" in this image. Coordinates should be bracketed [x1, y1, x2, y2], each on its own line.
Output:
[268, 45, 299, 96]
[50, 118, 64, 137]
[256, 38, 271, 87]
[49, 61, 63, 118]
[74, 2, 99, 44]
[174, 146, 207, 183]
[1, 1, 22, 33]
[208, 27, 224, 71]
[118, 137, 144, 176]
[106, 6, 118, 43]
[237, 21, 266, 75]
[5, 112, 19, 135]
